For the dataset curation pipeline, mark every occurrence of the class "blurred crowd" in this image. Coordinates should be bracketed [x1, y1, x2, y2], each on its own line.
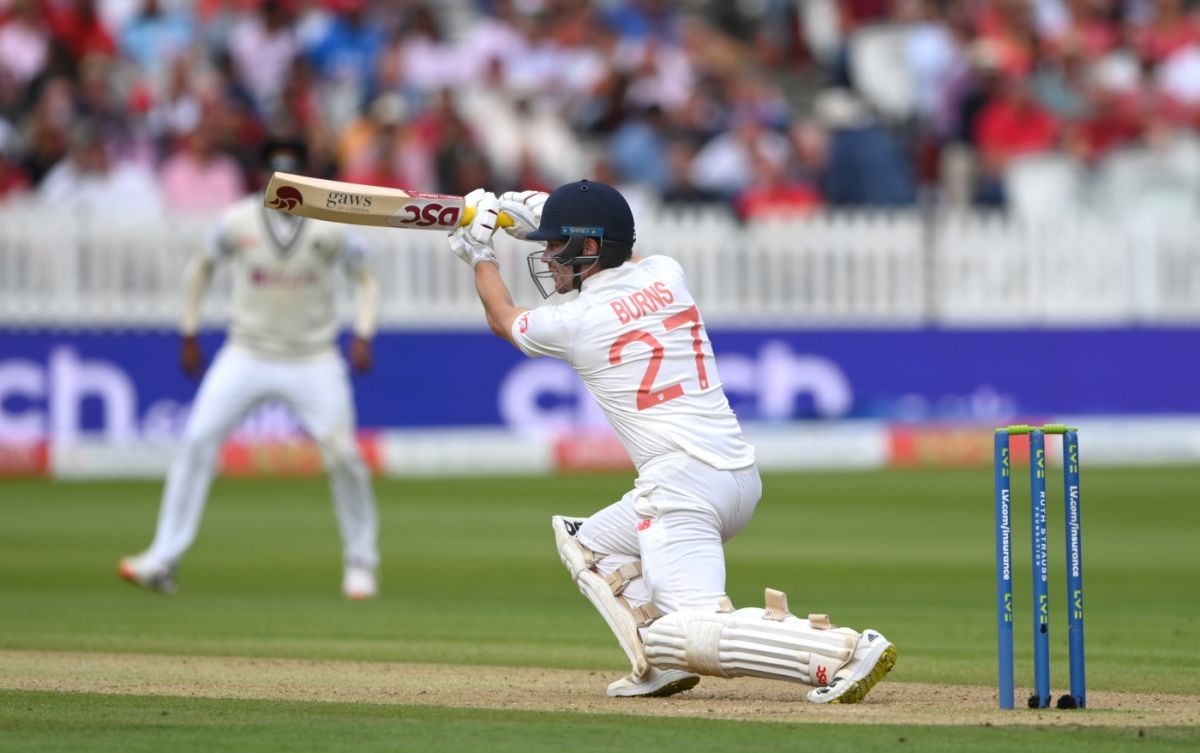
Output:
[1, 0, 1199, 222]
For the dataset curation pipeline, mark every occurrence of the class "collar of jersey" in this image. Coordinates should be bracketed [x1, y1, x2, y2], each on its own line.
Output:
[579, 261, 636, 294]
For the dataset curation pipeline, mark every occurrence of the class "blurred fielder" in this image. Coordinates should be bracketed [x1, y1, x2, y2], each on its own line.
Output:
[448, 180, 896, 701]
[119, 140, 381, 600]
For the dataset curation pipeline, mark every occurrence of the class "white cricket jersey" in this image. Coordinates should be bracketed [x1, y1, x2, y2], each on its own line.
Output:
[512, 255, 755, 472]
[211, 194, 369, 359]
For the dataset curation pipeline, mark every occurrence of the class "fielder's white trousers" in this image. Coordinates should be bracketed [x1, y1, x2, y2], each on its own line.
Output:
[147, 344, 379, 568]
[576, 454, 761, 615]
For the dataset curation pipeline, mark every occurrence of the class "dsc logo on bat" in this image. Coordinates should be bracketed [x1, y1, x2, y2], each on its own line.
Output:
[389, 202, 462, 228]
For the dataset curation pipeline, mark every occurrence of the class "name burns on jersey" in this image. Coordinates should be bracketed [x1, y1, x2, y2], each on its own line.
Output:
[610, 282, 675, 324]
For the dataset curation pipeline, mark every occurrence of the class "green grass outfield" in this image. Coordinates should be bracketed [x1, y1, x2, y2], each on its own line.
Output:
[1, 468, 1198, 751]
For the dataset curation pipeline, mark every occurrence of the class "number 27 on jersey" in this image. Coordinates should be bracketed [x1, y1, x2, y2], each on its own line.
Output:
[608, 305, 710, 411]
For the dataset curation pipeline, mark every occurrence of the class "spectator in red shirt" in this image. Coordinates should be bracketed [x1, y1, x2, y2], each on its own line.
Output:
[972, 0, 1038, 78]
[1040, 0, 1121, 61]
[839, 0, 896, 28]
[1130, 0, 1199, 64]
[735, 148, 821, 221]
[1067, 74, 1146, 164]
[975, 78, 1060, 157]
[48, 0, 116, 64]
[973, 74, 1060, 205]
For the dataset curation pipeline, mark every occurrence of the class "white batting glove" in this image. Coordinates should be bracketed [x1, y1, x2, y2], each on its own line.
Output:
[464, 188, 503, 244]
[448, 230, 498, 268]
[498, 190, 548, 240]
[448, 188, 501, 268]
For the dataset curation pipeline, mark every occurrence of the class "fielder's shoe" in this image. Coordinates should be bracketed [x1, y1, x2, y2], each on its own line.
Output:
[607, 666, 700, 698]
[806, 629, 897, 704]
[117, 553, 177, 595]
[342, 562, 378, 600]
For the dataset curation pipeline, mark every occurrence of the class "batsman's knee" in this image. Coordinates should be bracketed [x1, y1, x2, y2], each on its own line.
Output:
[552, 515, 659, 677]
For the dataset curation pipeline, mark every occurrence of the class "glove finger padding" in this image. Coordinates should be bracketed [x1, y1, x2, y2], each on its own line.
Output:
[448, 188, 501, 268]
[498, 190, 548, 240]
[464, 189, 502, 246]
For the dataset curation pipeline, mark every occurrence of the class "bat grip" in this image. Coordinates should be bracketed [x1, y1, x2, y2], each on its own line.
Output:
[460, 207, 514, 230]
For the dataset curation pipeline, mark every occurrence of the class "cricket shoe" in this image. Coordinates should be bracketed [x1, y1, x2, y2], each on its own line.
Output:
[342, 562, 378, 600]
[806, 629, 897, 704]
[117, 553, 177, 595]
[607, 666, 700, 698]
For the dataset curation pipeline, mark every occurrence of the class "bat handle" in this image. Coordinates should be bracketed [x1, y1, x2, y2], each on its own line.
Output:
[460, 207, 514, 230]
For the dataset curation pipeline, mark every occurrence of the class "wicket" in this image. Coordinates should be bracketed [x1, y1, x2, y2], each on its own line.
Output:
[993, 424, 1086, 710]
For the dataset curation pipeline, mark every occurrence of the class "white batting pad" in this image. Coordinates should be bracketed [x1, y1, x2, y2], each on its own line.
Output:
[643, 596, 858, 686]
[552, 515, 649, 677]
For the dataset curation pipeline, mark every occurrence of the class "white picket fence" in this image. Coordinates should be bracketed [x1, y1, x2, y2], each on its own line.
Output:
[935, 213, 1200, 324]
[2, 203, 1199, 328]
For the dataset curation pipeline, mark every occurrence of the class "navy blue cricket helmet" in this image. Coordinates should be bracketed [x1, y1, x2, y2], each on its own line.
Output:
[525, 180, 635, 296]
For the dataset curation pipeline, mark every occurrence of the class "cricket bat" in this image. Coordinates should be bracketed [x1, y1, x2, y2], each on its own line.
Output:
[263, 172, 512, 231]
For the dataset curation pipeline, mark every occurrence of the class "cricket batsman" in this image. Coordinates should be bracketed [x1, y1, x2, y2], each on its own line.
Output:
[446, 180, 897, 701]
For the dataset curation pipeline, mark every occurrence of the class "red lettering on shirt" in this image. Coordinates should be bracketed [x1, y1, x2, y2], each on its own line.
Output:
[612, 282, 677, 324]
[518, 313, 530, 334]
[631, 291, 653, 316]
[653, 282, 674, 304]
[636, 519, 652, 532]
[611, 300, 632, 325]
[249, 267, 317, 287]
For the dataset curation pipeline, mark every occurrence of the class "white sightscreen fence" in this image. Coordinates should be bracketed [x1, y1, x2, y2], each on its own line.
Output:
[2, 203, 1199, 328]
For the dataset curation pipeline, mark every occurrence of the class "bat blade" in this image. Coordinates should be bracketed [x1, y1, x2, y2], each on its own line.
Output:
[265, 172, 469, 230]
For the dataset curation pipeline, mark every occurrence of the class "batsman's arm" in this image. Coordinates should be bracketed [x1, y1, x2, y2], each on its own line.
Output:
[474, 263, 528, 347]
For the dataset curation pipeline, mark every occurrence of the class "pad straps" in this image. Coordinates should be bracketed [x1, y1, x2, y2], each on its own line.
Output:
[588, 546, 663, 626]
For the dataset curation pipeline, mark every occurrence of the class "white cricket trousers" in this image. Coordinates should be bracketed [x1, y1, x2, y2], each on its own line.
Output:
[576, 453, 761, 615]
[147, 344, 379, 568]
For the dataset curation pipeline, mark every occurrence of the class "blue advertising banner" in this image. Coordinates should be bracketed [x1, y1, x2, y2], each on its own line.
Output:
[1, 328, 1198, 443]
